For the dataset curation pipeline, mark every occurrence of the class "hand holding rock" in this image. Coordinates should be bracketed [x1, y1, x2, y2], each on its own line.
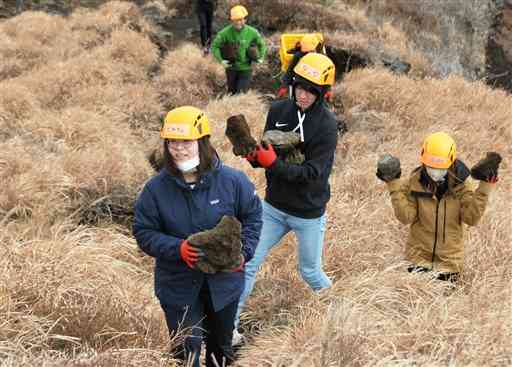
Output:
[376, 154, 401, 182]
[470, 152, 502, 182]
[187, 216, 244, 274]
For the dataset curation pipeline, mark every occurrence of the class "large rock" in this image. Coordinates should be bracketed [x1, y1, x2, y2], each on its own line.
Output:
[261, 130, 304, 165]
[487, 1, 512, 91]
[187, 216, 244, 274]
[365, 0, 511, 91]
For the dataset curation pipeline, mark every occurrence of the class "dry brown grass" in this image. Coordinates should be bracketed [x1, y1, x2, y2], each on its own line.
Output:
[0, 105, 153, 227]
[0, 2, 154, 81]
[0, 223, 178, 366]
[1, 1, 511, 366]
[154, 43, 226, 111]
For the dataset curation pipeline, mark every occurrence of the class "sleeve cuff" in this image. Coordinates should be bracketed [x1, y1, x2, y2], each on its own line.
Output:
[386, 179, 401, 192]
[265, 158, 281, 172]
[477, 181, 495, 195]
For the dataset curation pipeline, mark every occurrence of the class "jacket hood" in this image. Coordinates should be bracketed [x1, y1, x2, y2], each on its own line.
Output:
[448, 159, 470, 185]
[413, 159, 469, 190]
[291, 78, 326, 113]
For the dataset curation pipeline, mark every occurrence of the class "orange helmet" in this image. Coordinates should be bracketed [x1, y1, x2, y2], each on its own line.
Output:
[230, 5, 248, 20]
[420, 132, 456, 169]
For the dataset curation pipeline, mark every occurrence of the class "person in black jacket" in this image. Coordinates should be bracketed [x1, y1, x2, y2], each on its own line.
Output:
[232, 53, 338, 345]
[133, 106, 262, 366]
[196, 0, 217, 54]
[277, 34, 324, 99]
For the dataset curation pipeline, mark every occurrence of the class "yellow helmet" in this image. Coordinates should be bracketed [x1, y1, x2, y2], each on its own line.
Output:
[230, 5, 248, 20]
[293, 52, 335, 88]
[300, 34, 321, 52]
[420, 132, 456, 169]
[161, 106, 210, 140]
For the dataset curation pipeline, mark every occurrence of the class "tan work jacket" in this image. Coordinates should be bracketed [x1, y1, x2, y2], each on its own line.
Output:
[386, 163, 494, 273]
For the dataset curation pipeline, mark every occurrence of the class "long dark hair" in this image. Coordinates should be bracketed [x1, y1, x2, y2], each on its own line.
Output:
[163, 136, 217, 178]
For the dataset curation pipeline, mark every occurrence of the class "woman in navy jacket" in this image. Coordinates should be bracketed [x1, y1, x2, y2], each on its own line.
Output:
[133, 106, 262, 367]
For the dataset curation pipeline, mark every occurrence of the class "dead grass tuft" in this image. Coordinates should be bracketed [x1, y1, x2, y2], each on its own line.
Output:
[0, 225, 171, 360]
[155, 43, 225, 111]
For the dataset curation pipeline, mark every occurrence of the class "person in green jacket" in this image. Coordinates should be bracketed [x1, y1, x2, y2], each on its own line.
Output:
[211, 5, 267, 95]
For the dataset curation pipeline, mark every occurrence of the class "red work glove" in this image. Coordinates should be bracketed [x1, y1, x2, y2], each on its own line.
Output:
[245, 149, 257, 162]
[179, 240, 202, 269]
[276, 86, 288, 98]
[488, 175, 499, 184]
[231, 257, 245, 272]
[324, 90, 333, 102]
[255, 143, 277, 168]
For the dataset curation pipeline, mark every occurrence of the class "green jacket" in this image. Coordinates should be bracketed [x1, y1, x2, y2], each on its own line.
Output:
[211, 24, 267, 71]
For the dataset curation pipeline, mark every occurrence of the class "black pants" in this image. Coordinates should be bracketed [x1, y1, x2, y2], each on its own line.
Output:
[407, 265, 459, 283]
[161, 283, 237, 367]
[226, 69, 252, 95]
[197, 5, 214, 47]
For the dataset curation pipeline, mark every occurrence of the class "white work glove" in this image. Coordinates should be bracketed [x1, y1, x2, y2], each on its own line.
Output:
[221, 60, 231, 68]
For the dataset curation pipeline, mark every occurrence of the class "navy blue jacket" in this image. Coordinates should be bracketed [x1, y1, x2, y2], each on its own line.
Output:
[133, 160, 262, 312]
[264, 99, 338, 218]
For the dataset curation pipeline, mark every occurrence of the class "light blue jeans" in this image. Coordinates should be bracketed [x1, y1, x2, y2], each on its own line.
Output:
[235, 201, 332, 328]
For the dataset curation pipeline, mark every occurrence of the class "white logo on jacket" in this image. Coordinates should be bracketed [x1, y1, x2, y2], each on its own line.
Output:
[275, 122, 287, 128]
[210, 199, 220, 205]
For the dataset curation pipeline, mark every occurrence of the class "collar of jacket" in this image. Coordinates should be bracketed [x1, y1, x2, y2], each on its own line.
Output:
[163, 155, 221, 190]
[410, 159, 470, 197]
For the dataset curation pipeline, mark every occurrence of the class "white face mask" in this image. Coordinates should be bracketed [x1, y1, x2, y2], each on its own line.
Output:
[176, 156, 200, 172]
[426, 167, 448, 182]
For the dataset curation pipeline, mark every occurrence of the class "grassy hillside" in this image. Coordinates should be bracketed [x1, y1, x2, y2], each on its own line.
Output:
[1, 1, 510, 366]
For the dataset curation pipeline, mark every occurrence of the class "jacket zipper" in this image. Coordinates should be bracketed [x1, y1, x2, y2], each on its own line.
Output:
[431, 198, 440, 270]
[443, 200, 447, 245]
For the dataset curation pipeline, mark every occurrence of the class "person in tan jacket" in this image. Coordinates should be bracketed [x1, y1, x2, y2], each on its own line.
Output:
[376, 132, 502, 282]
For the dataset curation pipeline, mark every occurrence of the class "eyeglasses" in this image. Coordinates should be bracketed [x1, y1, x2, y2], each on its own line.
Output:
[168, 139, 196, 146]
[167, 140, 198, 153]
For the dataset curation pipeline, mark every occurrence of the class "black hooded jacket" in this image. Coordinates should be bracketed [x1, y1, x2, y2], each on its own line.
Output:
[263, 99, 338, 218]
